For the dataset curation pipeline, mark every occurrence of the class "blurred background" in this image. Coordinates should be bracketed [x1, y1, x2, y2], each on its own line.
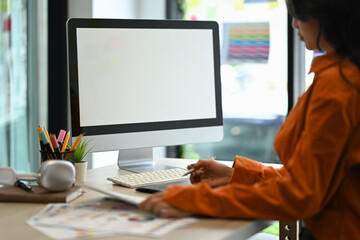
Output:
[0, 0, 316, 171]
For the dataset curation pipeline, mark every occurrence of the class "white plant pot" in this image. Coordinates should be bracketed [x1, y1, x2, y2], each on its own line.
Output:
[74, 161, 88, 183]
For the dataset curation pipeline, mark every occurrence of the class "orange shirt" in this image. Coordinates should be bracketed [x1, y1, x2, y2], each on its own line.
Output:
[163, 52, 360, 240]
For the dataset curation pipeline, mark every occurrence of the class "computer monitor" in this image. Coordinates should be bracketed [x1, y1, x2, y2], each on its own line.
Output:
[66, 18, 223, 172]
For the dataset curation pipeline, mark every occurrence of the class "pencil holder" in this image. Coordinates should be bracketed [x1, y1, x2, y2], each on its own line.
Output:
[40, 150, 75, 163]
[40, 150, 48, 163]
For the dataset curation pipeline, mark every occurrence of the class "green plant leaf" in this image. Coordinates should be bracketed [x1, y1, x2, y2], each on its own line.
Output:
[73, 138, 93, 163]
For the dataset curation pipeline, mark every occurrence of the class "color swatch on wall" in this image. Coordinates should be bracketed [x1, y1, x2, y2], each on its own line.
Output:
[222, 22, 270, 63]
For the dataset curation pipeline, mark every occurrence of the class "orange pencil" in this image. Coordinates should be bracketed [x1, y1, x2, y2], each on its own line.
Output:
[65, 133, 83, 160]
[44, 127, 55, 153]
[61, 131, 70, 152]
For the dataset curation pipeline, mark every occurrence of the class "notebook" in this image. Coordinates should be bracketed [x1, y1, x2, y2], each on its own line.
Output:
[0, 185, 83, 203]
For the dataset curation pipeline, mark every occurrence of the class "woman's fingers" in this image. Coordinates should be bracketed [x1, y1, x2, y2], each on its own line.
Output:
[186, 163, 195, 170]
[140, 193, 193, 218]
[190, 169, 205, 183]
[139, 192, 164, 212]
[152, 201, 170, 215]
[153, 202, 193, 218]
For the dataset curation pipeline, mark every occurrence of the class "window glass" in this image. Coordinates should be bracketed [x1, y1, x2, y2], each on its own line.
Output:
[180, 0, 288, 163]
[0, 0, 30, 171]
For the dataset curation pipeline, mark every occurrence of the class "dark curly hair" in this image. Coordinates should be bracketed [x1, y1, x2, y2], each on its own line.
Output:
[286, 0, 360, 93]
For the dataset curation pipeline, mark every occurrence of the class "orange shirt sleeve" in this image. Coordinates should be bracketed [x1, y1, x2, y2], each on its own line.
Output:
[163, 75, 352, 221]
[229, 156, 286, 185]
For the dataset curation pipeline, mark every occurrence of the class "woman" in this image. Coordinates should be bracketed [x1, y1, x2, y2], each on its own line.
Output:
[140, 0, 360, 239]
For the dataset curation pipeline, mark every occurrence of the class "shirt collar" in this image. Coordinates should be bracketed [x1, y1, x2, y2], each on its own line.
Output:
[309, 51, 339, 74]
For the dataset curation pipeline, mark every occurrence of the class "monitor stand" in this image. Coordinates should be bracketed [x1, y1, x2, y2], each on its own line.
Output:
[117, 148, 175, 173]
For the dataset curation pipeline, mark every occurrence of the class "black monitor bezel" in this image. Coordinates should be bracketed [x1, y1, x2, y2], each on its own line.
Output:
[67, 18, 223, 136]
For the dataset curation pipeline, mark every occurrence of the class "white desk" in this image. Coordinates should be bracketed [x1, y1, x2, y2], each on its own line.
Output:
[0, 158, 275, 240]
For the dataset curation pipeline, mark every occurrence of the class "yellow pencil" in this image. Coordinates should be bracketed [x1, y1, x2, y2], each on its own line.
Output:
[43, 127, 56, 159]
[65, 133, 83, 160]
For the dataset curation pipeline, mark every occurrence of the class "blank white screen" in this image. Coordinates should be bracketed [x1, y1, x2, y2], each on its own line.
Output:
[76, 28, 216, 127]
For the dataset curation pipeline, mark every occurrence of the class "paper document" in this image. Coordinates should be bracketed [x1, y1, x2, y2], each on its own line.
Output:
[27, 199, 197, 239]
[77, 183, 145, 205]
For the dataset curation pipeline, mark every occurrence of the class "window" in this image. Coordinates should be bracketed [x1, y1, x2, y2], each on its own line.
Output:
[0, 0, 31, 171]
[180, 0, 289, 163]
[0, 0, 43, 172]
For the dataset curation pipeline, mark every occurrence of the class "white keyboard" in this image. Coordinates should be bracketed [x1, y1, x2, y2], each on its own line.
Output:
[107, 168, 189, 188]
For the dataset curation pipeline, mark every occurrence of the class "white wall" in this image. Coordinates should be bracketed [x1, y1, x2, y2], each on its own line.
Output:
[92, 0, 166, 19]
[68, 0, 93, 18]
[69, 0, 166, 19]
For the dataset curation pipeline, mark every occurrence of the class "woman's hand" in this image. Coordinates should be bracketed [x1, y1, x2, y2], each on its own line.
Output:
[188, 159, 234, 187]
[139, 192, 193, 218]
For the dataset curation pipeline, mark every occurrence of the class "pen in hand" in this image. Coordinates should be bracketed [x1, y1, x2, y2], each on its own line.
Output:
[182, 156, 216, 177]
[182, 168, 196, 177]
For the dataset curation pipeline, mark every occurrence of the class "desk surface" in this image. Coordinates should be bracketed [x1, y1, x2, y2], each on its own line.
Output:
[0, 158, 274, 240]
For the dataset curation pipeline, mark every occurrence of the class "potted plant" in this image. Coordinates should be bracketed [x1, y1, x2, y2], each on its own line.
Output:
[72, 138, 93, 183]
